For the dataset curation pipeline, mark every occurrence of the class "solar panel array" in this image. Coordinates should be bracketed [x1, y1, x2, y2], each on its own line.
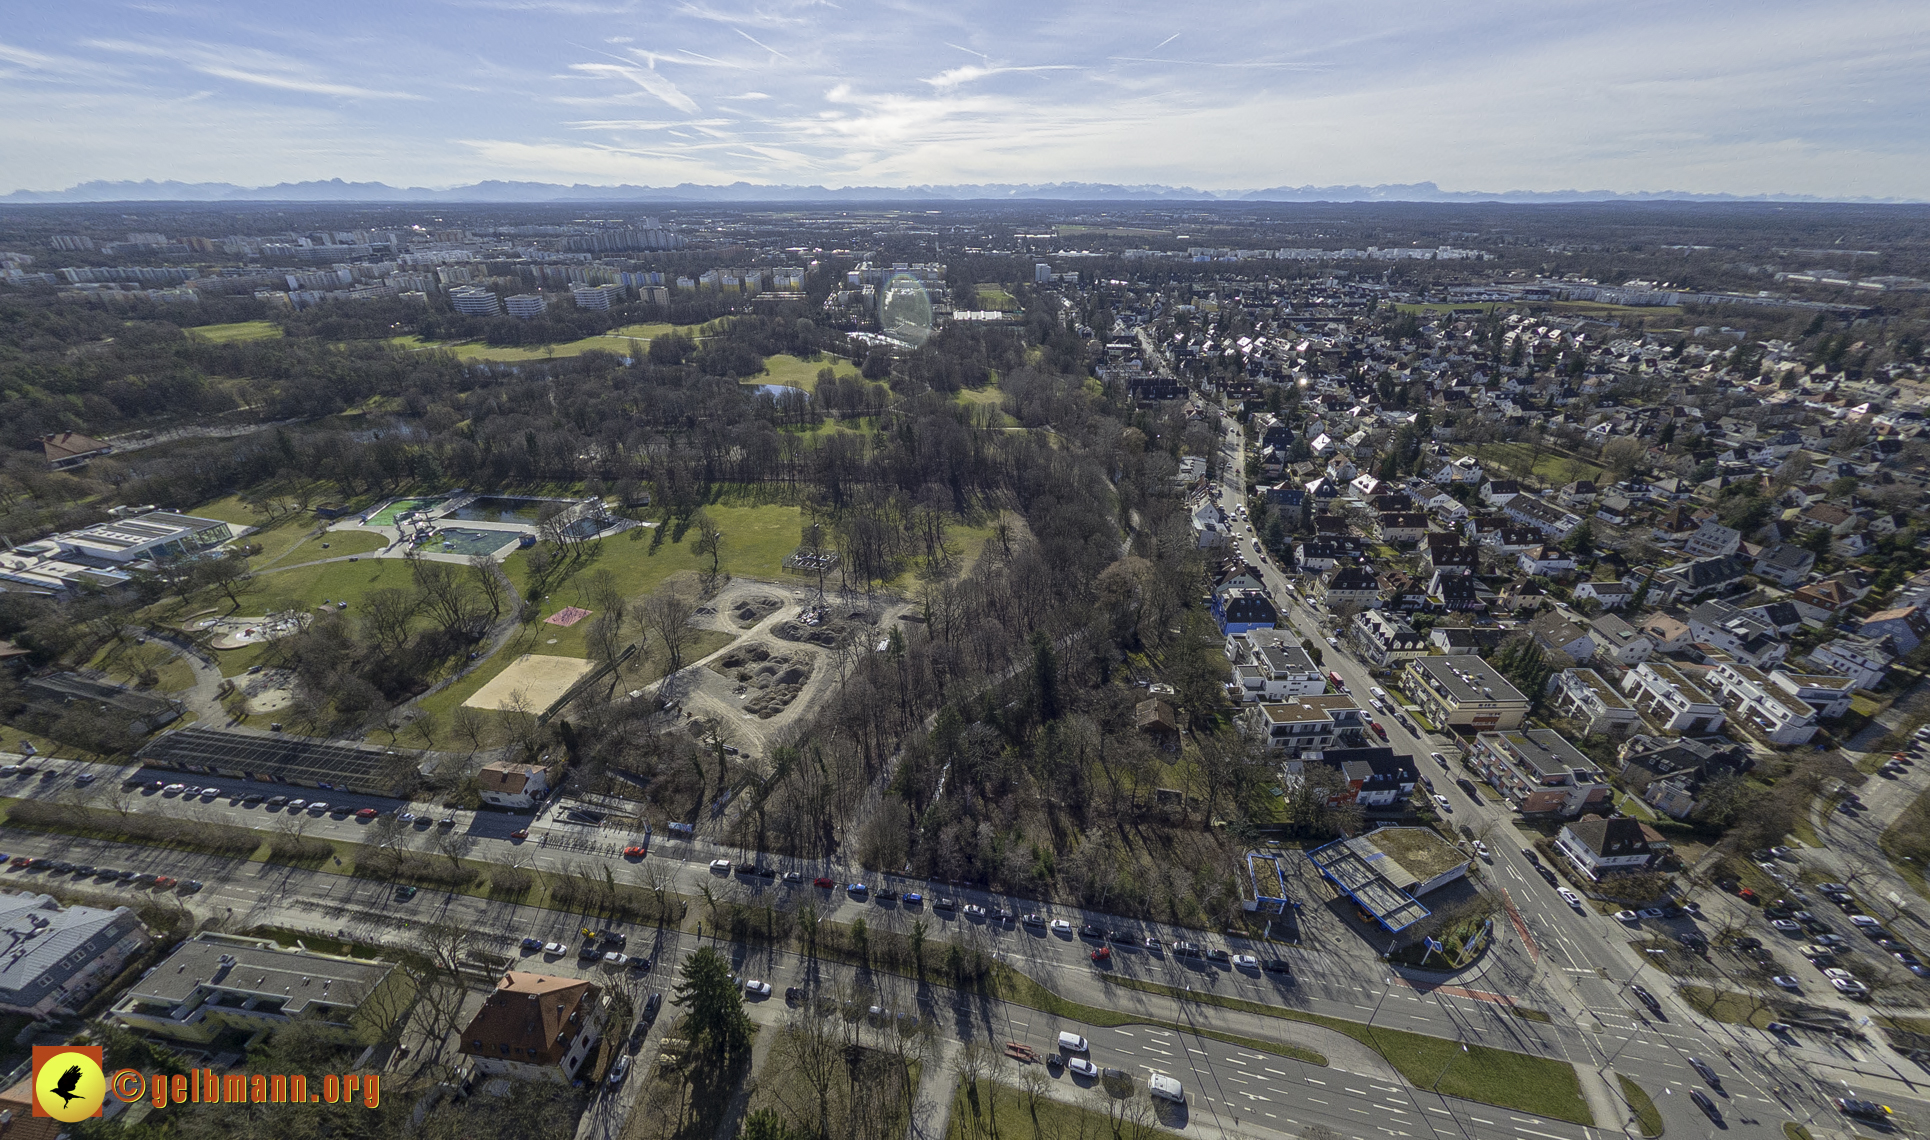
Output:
[137, 726, 401, 790]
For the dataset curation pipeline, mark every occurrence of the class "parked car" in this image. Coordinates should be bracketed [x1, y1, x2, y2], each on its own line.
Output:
[709, 859, 732, 873]
[743, 979, 772, 997]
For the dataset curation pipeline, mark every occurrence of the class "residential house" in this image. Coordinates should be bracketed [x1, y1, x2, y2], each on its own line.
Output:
[1321, 565, 1382, 609]
[1789, 578, 1861, 625]
[1636, 613, 1692, 653]
[1134, 699, 1180, 750]
[1621, 662, 1726, 734]
[1752, 543, 1817, 588]
[1518, 545, 1577, 576]
[1656, 554, 1752, 601]
[478, 762, 550, 809]
[1225, 632, 1327, 702]
[1210, 561, 1268, 599]
[1421, 541, 1480, 578]
[1480, 478, 1523, 507]
[1686, 600, 1788, 669]
[1705, 662, 1821, 745]
[1683, 521, 1743, 559]
[1574, 580, 1634, 609]
[1770, 670, 1856, 718]
[1377, 512, 1430, 544]
[1294, 538, 1365, 573]
[41, 431, 111, 471]
[1477, 525, 1545, 555]
[1429, 567, 1484, 612]
[1588, 613, 1655, 667]
[1552, 669, 1642, 736]
[1504, 496, 1583, 540]
[1350, 474, 1387, 501]
[1797, 502, 1857, 536]
[0, 893, 148, 1019]
[1805, 634, 1895, 690]
[1555, 816, 1656, 879]
[112, 932, 410, 1045]
[1246, 695, 1371, 757]
[1529, 610, 1596, 663]
[1348, 609, 1429, 667]
[1429, 627, 1505, 656]
[1860, 605, 1930, 654]
[1213, 588, 1280, 635]
[1313, 747, 1420, 808]
[1558, 480, 1599, 509]
[1739, 600, 1805, 636]
[460, 971, 604, 1084]
[1399, 656, 1531, 731]
[1595, 493, 1634, 525]
[1470, 729, 1612, 816]
[1191, 500, 1232, 548]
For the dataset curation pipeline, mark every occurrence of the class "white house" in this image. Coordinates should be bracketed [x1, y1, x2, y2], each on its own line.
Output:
[1587, 614, 1655, 667]
[1621, 662, 1726, 734]
[1556, 817, 1656, 880]
[1682, 521, 1743, 559]
[1225, 632, 1328, 702]
[1805, 635, 1894, 690]
[1705, 662, 1820, 746]
[1551, 669, 1642, 736]
[478, 762, 550, 809]
[1574, 580, 1634, 609]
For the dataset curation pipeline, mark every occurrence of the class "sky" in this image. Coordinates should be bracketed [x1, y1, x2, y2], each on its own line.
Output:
[2, 0, 1928, 199]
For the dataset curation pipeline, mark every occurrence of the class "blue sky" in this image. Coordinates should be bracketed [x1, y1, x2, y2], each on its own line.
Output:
[3, 0, 1927, 197]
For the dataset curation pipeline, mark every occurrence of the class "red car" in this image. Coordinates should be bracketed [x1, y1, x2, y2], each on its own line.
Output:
[510, 829, 529, 840]
[1329, 671, 1345, 688]
[622, 845, 647, 858]
[1090, 946, 1112, 963]
[355, 808, 378, 819]
[153, 876, 177, 889]
[812, 876, 835, 889]
[1370, 722, 1388, 741]
[1737, 886, 1758, 902]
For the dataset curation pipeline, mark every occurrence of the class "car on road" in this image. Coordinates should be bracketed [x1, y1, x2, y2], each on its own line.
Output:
[622, 845, 646, 858]
[1205, 947, 1231, 963]
[1639, 907, 1665, 919]
[1231, 954, 1259, 970]
[785, 872, 804, 884]
[437, 817, 455, 827]
[965, 904, 988, 918]
[163, 783, 186, 793]
[1536, 865, 1559, 885]
[309, 802, 330, 814]
[1148, 1073, 1185, 1103]
[1021, 913, 1044, 926]
[1079, 923, 1103, 939]
[874, 887, 899, 901]
[812, 876, 834, 888]
[1263, 958, 1292, 975]
[153, 876, 176, 889]
[510, 829, 528, 840]
[1067, 1057, 1099, 1078]
[1521, 847, 1539, 863]
[1430, 751, 1449, 769]
[1771, 918, 1802, 934]
[1433, 794, 1452, 811]
[1472, 840, 1490, 861]
[607, 1055, 631, 1088]
[1689, 1088, 1720, 1121]
[355, 808, 378, 819]
[1144, 935, 1162, 951]
[1849, 914, 1881, 928]
[1556, 888, 1582, 909]
[398, 811, 416, 822]
[934, 897, 957, 910]
[846, 883, 868, 897]
[543, 940, 565, 955]
[521, 937, 544, 950]
[709, 859, 731, 873]
[1057, 1031, 1089, 1053]
[266, 795, 287, 806]
[1771, 975, 1802, 990]
[900, 891, 921, 905]
[74, 774, 95, 785]
[992, 908, 1014, 922]
[1050, 919, 1073, 935]
[1836, 1099, 1892, 1121]
[603, 952, 628, 966]
[1688, 1057, 1722, 1086]
[1832, 977, 1871, 997]
[1615, 910, 1640, 923]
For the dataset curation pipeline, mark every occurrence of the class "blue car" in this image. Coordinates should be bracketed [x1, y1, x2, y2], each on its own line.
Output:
[903, 893, 923, 906]
[847, 883, 868, 895]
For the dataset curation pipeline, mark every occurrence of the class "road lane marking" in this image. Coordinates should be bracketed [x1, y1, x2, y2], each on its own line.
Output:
[1306, 1078, 1326, 1085]
[1517, 1130, 1570, 1140]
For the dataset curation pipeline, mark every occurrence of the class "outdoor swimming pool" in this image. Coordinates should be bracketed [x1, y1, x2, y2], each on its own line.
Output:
[366, 497, 445, 526]
[447, 495, 552, 522]
[416, 527, 515, 556]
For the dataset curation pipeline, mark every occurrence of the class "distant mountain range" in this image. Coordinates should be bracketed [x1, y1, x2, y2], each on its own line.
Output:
[0, 177, 1913, 205]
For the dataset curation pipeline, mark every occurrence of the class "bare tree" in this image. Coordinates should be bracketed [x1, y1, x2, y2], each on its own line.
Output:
[643, 584, 701, 677]
[689, 509, 727, 595]
[467, 554, 508, 622]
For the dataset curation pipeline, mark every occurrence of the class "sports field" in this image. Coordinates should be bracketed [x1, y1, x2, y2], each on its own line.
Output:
[187, 320, 284, 343]
[463, 654, 597, 712]
[389, 322, 698, 363]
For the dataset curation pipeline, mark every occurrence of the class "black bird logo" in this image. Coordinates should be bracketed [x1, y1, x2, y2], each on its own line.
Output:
[50, 1065, 83, 1107]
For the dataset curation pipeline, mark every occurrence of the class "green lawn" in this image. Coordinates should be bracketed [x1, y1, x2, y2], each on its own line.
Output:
[1469, 443, 1607, 486]
[1676, 985, 1781, 1028]
[744, 353, 859, 394]
[1617, 1073, 1664, 1138]
[391, 321, 696, 363]
[186, 320, 284, 343]
[974, 284, 1019, 311]
[1879, 785, 1930, 899]
[505, 502, 803, 609]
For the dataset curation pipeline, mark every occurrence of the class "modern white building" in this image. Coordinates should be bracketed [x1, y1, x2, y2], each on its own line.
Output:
[1224, 632, 1327, 702]
[450, 286, 501, 316]
[1770, 670, 1856, 718]
[1469, 728, 1612, 817]
[505, 293, 548, 318]
[570, 283, 627, 310]
[1705, 662, 1820, 746]
[1621, 661, 1726, 734]
[1551, 668, 1642, 736]
[1805, 635, 1894, 690]
[0, 510, 235, 593]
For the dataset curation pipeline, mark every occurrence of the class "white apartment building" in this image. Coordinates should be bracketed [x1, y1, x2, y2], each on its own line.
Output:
[1805, 635, 1893, 690]
[1620, 661, 1725, 734]
[1770, 670, 1856, 718]
[1551, 668, 1642, 736]
[570, 283, 627, 310]
[1705, 662, 1820, 746]
[505, 293, 548, 318]
[450, 286, 501, 316]
[1224, 632, 1327, 702]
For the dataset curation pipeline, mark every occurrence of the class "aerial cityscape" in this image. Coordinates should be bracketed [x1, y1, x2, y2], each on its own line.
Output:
[3, 4, 1930, 1140]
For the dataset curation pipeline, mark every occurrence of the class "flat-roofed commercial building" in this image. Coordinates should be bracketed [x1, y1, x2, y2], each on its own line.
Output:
[1398, 656, 1530, 731]
[112, 932, 412, 1045]
[1470, 728, 1611, 817]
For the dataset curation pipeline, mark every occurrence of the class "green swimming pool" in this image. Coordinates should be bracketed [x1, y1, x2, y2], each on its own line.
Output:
[366, 497, 443, 526]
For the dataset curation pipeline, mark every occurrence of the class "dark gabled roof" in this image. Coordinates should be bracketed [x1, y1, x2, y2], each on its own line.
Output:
[1564, 816, 1652, 858]
[1676, 554, 1753, 588]
[1328, 565, 1380, 591]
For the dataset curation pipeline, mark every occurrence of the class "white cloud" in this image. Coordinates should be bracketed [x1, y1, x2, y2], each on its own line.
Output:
[567, 61, 700, 113]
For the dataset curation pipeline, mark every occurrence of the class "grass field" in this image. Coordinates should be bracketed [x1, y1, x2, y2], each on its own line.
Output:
[506, 502, 804, 609]
[390, 321, 694, 363]
[745, 353, 860, 394]
[975, 284, 1019, 311]
[187, 320, 284, 343]
[1880, 785, 1930, 899]
[1469, 443, 1607, 486]
[1676, 985, 1781, 1028]
[84, 641, 196, 694]
[247, 556, 418, 618]
[1617, 1073, 1664, 1138]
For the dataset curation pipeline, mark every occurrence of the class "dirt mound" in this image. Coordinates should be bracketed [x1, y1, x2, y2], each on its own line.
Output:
[772, 619, 847, 647]
[730, 595, 784, 628]
[708, 642, 816, 718]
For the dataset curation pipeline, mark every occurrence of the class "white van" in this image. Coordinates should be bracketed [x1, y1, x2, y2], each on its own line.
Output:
[1148, 1073, 1185, 1103]
[1057, 1031, 1089, 1053]
[1371, 686, 1388, 702]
